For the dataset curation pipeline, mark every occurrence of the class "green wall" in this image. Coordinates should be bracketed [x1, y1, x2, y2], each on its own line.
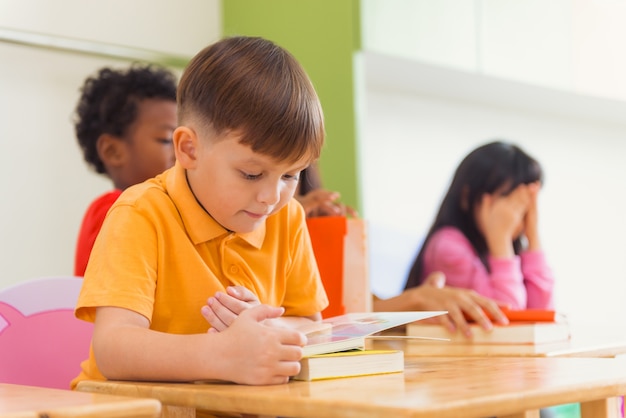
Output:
[222, 0, 361, 212]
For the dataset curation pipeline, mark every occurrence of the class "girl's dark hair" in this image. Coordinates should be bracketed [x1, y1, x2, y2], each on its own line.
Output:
[297, 164, 322, 196]
[404, 140, 544, 289]
[74, 64, 177, 174]
[177, 36, 324, 164]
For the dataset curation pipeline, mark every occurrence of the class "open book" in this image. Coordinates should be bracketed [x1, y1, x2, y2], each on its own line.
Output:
[301, 311, 445, 356]
[406, 308, 571, 345]
[293, 349, 404, 381]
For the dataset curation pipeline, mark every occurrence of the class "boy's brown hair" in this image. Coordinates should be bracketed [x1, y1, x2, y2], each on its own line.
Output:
[178, 36, 325, 164]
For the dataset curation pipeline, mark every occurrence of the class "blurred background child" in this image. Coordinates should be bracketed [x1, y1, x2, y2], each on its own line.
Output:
[73, 64, 178, 276]
[299, 157, 507, 332]
[296, 164, 357, 218]
[404, 140, 553, 310]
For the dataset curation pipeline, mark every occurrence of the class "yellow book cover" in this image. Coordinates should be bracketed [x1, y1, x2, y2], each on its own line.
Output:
[293, 349, 404, 381]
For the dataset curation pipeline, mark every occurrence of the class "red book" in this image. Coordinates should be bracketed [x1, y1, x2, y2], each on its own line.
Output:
[500, 308, 556, 323]
[464, 308, 557, 323]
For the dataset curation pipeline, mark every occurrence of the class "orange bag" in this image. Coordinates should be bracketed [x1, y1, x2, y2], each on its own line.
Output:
[306, 216, 370, 318]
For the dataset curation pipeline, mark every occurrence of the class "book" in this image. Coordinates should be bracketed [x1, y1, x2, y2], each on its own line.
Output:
[302, 311, 445, 356]
[293, 349, 404, 381]
[467, 307, 558, 323]
[407, 309, 571, 345]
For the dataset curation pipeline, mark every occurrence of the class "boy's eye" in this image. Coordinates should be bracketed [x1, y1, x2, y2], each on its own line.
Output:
[157, 138, 173, 145]
[242, 172, 262, 180]
[283, 173, 300, 181]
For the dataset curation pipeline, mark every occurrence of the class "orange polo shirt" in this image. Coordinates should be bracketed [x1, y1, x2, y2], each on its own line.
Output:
[71, 162, 328, 388]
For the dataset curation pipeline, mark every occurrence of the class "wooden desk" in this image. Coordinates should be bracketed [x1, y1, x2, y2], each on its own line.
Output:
[0, 383, 161, 418]
[370, 322, 626, 358]
[76, 356, 626, 418]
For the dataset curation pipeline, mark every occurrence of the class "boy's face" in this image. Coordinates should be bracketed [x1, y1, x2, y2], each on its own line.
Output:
[120, 98, 177, 188]
[182, 129, 309, 233]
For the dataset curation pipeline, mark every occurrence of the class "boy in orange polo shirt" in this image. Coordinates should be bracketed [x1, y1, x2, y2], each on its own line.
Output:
[72, 36, 328, 388]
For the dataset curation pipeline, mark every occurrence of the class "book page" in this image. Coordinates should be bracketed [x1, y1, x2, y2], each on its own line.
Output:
[305, 311, 446, 354]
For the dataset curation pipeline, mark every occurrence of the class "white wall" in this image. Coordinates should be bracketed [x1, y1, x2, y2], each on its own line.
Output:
[0, 0, 221, 288]
[361, 0, 626, 325]
[362, 52, 626, 325]
[362, 0, 626, 103]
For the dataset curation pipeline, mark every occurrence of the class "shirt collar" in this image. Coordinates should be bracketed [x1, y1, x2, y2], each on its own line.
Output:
[165, 161, 266, 248]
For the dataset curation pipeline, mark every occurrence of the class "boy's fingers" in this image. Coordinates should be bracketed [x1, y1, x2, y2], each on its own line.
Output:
[244, 304, 285, 322]
[208, 294, 238, 326]
[214, 291, 253, 318]
[279, 330, 307, 349]
[200, 303, 227, 331]
[226, 286, 258, 303]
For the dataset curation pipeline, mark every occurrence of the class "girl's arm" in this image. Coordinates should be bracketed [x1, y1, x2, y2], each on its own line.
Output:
[521, 251, 554, 309]
[425, 228, 527, 309]
[93, 304, 306, 385]
[524, 182, 542, 251]
[486, 255, 527, 309]
[373, 272, 508, 338]
[520, 182, 554, 309]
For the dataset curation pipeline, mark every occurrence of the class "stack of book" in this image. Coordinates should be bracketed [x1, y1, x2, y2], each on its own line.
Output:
[406, 308, 571, 344]
[293, 311, 445, 381]
[294, 349, 404, 381]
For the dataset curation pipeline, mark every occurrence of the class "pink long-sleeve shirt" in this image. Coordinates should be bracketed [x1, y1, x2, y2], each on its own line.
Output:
[421, 226, 554, 309]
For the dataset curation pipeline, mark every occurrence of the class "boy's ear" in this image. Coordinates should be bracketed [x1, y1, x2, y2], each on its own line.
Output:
[173, 126, 198, 169]
[96, 134, 126, 168]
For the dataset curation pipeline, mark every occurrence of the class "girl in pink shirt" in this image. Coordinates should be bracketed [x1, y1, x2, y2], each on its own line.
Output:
[404, 141, 554, 309]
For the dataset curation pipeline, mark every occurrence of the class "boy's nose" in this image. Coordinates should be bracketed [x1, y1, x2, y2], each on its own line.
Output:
[258, 183, 281, 206]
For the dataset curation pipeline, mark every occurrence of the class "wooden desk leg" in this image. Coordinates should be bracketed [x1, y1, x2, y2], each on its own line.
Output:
[580, 397, 620, 418]
[160, 404, 195, 418]
[498, 410, 540, 418]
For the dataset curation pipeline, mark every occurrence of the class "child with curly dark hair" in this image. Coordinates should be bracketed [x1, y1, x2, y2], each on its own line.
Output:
[73, 64, 177, 276]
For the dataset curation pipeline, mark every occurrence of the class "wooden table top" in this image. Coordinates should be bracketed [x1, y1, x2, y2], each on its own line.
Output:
[76, 356, 626, 418]
[370, 322, 626, 358]
[0, 383, 161, 418]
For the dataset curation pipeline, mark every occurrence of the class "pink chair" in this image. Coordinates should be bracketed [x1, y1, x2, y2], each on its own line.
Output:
[0, 276, 93, 389]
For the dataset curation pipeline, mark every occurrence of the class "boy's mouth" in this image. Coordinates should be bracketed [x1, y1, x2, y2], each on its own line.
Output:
[243, 210, 269, 219]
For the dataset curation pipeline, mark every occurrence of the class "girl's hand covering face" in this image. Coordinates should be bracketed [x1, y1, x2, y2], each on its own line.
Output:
[523, 182, 542, 250]
[477, 184, 532, 256]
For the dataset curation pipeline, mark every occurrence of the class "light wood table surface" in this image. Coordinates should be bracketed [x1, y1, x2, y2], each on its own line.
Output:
[0, 383, 161, 418]
[370, 322, 626, 358]
[77, 356, 626, 418]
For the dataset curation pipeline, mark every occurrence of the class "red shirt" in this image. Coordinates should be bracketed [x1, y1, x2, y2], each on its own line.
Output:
[74, 190, 122, 276]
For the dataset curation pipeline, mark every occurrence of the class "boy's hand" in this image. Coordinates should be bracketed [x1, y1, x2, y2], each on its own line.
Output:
[219, 304, 307, 385]
[201, 286, 260, 332]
